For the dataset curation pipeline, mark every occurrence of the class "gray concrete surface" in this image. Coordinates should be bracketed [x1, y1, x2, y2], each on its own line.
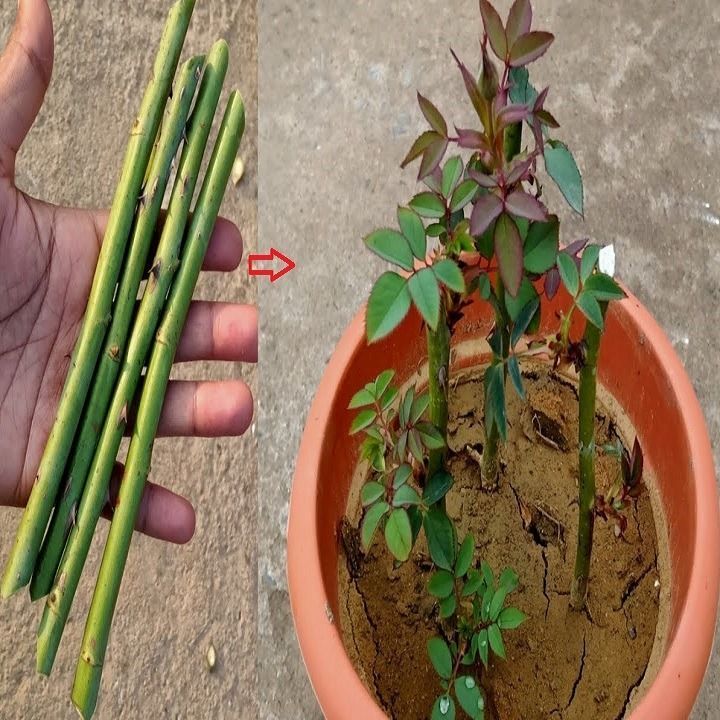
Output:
[258, 1, 720, 718]
[0, 2, 257, 718]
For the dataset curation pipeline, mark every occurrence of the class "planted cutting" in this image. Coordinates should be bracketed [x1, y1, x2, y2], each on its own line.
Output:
[336, 2, 665, 718]
[0, 2, 246, 717]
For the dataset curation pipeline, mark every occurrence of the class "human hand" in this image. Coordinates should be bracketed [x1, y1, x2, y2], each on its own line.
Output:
[0, 0, 257, 543]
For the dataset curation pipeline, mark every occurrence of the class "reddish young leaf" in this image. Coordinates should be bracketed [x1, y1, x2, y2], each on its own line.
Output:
[564, 238, 589, 258]
[509, 31, 554, 67]
[451, 49, 491, 130]
[504, 190, 548, 221]
[468, 168, 498, 188]
[455, 127, 490, 152]
[401, 130, 442, 168]
[496, 103, 530, 130]
[480, 0, 508, 60]
[417, 92, 448, 137]
[470, 193, 504, 236]
[419, 135, 449, 180]
[544, 268, 560, 299]
[506, 0, 532, 46]
[480, 45, 499, 100]
[494, 213, 524, 296]
[533, 85, 550, 112]
[505, 156, 534, 186]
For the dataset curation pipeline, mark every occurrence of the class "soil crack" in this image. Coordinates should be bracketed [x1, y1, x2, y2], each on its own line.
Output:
[614, 666, 647, 720]
[614, 561, 655, 612]
[564, 634, 587, 711]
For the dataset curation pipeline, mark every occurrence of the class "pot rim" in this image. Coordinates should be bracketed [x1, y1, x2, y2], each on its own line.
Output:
[287, 289, 720, 720]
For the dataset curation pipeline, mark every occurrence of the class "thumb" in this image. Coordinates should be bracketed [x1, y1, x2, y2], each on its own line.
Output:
[0, 0, 53, 178]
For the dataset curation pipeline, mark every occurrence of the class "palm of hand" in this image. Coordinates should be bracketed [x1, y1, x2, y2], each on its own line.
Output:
[0, 1, 256, 543]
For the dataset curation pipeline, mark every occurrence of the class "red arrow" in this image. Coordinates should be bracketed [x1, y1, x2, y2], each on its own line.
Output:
[247, 247, 295, 282]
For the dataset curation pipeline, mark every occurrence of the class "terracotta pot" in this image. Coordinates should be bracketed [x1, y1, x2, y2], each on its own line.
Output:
[288, 288, 720, 720]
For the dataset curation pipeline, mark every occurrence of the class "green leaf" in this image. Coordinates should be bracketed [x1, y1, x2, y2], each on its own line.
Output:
[350, 409, 376, 435]
[393, 463, 413, 489]
[361, 481, 386, 507]
[544, 140, 584, 216]
[348, 387, 375, 409]
[524, 217, 559, 274]
[580, 244, 601, 282]
[505, 277, 537, 322]
[410, 192, 446, 218]
[510, 297, 540, 348]
[557, 253, 579, 297]
[442, 156, 463, 197]
[364, 229, 414, 270]
[398, 206, 427, 260]
[498, 567, 519, 593]
[410, 392, 430, 424]
[494, 214, 524, 297]
[379, 385, 399, 410]
[407, 427, 424, 463]
[428, 570, 455, 599]
[432, 259, 465, 293]
[584, 273, 625, 301]
[477, 273, 492, 300]
[384, 508, 412, 561]
[455, 676, 484, 720]
[462, 570, 484, 597]
[455, 534, 474, 578]
[374, 369, 395, 397]
[366, 272, 412, 342]
[427, 637, 453, 679]
[423, 507, 457, 571]
[484, 363, 507, 441]
[408, 268, 441, 330]
[489, 587, 509, 621]
[480, 561, 494, 588]
[361, 501, 389, 550]
[416, 421, 445, 449]
[427, 222, 446, 237]
[418, 92, 448, 136]
[423, 471, 453, 505]
[477, 628, 490, 667]
[576, 291, 604, 329]
[508, 355, 525, 400]
[498, 606, 528, 630]
[393, 484, 422, 507]
[508, 66, 538, 108]
[488, 623, 506, 659]
[399, 386, 414, 427]
[431, 695, 456, 720]
[450, 179, 479, 212]
[440, 593, 457, 619]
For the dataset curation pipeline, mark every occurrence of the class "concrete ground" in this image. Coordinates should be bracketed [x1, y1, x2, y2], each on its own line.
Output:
[258, 1, 720, 718]
[0, 2, 257, 719]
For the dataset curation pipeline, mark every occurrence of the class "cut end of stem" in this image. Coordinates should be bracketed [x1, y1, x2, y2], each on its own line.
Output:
[0, 567, 28, 599]
[72, 654, 103, 720]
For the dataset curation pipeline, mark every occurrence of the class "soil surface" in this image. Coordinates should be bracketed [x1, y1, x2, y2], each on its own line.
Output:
[339, 365, 667, 720]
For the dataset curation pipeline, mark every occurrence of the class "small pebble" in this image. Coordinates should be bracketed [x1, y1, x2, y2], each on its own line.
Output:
[232, 157, 245, 185]
[206, 643, 216, 671]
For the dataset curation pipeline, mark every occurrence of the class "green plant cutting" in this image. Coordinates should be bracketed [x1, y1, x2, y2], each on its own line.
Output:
[0, 1, 246, 717]
[349, 0, 644, 716]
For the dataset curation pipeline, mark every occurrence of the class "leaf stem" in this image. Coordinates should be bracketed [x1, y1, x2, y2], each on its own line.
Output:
[427, 299, 451, 478]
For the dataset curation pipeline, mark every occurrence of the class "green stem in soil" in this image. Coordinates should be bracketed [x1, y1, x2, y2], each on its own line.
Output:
[29, 53, 205, 603]
[570, 306, 606, 611]
[34, 45, 229, 676]
[481, 276, 509, 491]
[427, 299, 451, 478]
[70, 92, 245, 720]
[0, 0, 196, 599]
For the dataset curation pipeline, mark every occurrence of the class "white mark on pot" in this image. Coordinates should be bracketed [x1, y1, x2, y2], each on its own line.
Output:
[324, 602, 334, 624]
[699, 201, 720, 227]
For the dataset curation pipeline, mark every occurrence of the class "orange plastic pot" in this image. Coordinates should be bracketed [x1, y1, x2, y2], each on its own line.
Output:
[288, 288, 720, 720]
